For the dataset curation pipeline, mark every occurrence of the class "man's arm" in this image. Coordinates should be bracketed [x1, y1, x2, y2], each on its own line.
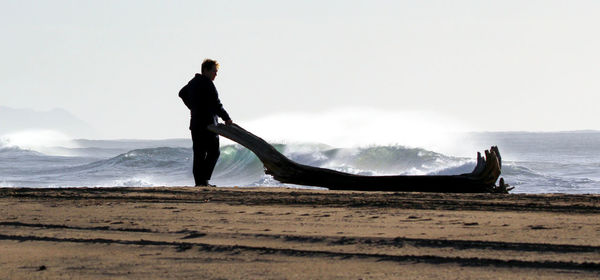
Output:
[178, 84, 192, 110]
[209, 82, 233, 125]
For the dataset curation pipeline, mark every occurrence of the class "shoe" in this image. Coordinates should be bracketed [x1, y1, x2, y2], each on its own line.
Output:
[195, 181, 216, 187]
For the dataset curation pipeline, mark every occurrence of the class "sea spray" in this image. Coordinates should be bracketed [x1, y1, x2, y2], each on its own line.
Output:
[241, 107, 475, 157]
[0, 129, 79, 156]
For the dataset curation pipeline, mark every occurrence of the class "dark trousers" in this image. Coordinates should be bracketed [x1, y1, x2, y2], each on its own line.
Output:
[191, 129, 220, 186]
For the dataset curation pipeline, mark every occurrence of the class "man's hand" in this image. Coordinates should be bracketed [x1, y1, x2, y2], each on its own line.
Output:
[225, 120, 233, 125]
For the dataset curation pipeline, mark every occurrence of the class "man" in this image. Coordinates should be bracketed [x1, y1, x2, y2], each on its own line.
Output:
[183, 59, 233, 187]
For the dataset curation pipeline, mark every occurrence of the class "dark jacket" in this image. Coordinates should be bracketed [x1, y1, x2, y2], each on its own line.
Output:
[185, 74, 231, 130]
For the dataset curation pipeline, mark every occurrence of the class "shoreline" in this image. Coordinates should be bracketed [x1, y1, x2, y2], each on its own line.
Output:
[1, 187, 599, 279]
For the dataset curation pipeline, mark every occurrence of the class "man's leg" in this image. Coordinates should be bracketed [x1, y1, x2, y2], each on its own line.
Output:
[191, 129, 208, 186]
[204, 133, 220, 182]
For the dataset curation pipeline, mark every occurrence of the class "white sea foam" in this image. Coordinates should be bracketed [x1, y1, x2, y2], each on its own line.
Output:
[0, 181, 15, 188]
[110, 178, 155, 187]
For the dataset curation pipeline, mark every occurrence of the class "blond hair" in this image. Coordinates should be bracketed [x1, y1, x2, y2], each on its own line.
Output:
[201, 59, 219, 74]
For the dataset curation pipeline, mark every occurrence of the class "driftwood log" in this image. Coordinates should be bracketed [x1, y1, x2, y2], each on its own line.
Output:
[208, 123, 511, 193]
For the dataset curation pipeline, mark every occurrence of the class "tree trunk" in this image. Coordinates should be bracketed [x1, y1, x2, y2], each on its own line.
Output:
[208, 124, 510, 193]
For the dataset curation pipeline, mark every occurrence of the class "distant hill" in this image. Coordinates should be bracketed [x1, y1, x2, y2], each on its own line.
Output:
[0, 106, 95, 137]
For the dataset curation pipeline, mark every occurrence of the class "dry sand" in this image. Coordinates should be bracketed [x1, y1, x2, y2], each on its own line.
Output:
[1, 187, 599, 279]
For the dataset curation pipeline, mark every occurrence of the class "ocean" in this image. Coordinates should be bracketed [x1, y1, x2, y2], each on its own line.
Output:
[1, 131, 599, 194]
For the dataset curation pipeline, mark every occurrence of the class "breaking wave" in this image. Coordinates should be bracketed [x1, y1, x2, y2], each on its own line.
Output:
[0, 143, 474, 188]
[2, 139, 599, 193]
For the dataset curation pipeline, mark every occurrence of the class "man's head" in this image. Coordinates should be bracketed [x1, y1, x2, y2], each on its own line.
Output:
[201, 59, 219, 81]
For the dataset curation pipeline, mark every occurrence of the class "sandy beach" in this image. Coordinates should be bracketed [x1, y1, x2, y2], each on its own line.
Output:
[1, 187, 599, 279]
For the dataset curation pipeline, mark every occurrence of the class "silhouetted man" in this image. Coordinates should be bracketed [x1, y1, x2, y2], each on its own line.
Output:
[181, 59, 233, 187]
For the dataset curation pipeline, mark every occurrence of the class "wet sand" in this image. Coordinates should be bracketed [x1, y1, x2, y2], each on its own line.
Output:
[1, 187, 599, 279]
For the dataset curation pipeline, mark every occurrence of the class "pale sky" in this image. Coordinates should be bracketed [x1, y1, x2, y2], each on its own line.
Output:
[2, 0, 599, 140]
